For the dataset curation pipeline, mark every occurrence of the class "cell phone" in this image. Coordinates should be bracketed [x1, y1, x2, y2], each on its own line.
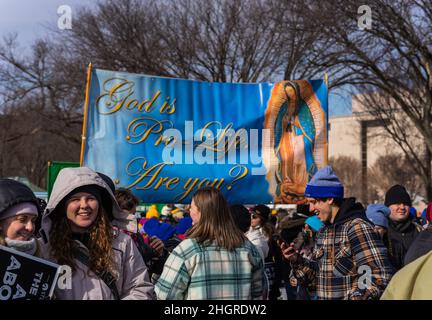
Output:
[276, 237, 287, 247]
[292, 237, 305, 251]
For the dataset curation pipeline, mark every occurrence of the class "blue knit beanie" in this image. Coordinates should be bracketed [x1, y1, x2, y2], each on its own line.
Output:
[175, 217, 192, 235]
[305, 215, 324, 232]
[143, 217, 176, 241]
[366, 204, 390, 229]
[304, 166, 344, 199]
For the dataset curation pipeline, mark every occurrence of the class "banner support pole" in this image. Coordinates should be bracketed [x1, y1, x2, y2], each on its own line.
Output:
[80, 63, 92, 166]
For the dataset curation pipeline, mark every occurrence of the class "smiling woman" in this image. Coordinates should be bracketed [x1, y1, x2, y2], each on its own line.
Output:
[38, 167, 155, 300]
[0, 179, 41, 256]
[65, 192, 100, 232]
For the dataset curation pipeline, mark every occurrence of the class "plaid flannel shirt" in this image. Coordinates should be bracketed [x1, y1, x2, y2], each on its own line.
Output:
[155, 238, 265, 300]
[292, 215, 394, 300]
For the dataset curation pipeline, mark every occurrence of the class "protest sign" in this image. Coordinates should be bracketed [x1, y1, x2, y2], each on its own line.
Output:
[0, 245, 60, 300]
[81, 67, 328, 204]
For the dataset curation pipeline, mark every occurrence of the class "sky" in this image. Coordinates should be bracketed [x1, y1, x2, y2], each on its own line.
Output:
[0, 0, 352, 117]
[0, 0, 91, 44]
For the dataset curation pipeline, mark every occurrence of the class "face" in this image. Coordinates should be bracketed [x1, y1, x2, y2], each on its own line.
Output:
[307, 198, 333, 223]
[190, 199, 201, 225]
[0, 214, 37, 241]
[66, 192, 100, 232]
[250, 212, 262, 228]
[389, 203, 410, 222]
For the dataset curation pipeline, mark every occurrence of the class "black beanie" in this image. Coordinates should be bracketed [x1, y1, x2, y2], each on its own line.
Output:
[251, 204, 270, 223]
[384, 184, 412, 207]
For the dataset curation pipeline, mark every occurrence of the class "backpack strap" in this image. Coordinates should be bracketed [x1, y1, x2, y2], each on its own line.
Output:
[72, 247, 120, 300]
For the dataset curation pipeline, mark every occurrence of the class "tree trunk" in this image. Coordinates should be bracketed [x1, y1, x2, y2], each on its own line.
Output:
[426, 146, 432, 202]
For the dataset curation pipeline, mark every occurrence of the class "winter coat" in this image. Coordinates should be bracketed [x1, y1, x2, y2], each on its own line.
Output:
[0, 179, 41, 256]
[291, 198, 394, 300]
[403, 225, 432, 266]
[155, 238, 265, 300]
[38, 167, 154, 300]
[387, 217, 422, 270]
[246, 226, 269, 260]
[381, 250, 432, 300]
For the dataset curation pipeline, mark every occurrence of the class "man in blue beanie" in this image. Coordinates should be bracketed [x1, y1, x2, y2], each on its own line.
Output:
[280, 166, 393, 300]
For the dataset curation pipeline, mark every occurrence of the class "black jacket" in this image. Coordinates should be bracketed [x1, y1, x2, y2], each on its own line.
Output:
[0, 178, 40, 217]
[387, 217, 422, 270]
[403, 225, 432, 266]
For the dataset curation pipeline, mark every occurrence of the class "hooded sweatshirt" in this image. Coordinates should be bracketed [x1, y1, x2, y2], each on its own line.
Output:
[291, 198, 394, 300]
[38, 167, 154, 300]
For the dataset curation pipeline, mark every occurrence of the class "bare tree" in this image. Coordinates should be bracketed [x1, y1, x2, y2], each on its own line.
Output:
[0, 0, 331, 187]
[329, 156, 363, 202]
[368, 154, 424, 202]
[156, 0, 325, 82]
[301, 0, 432, 199]
[54, 0, 326, 82]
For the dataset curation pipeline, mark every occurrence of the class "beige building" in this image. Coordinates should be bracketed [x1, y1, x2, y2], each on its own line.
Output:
[327, 93, 426, 209]
[329, 95, 402, 165]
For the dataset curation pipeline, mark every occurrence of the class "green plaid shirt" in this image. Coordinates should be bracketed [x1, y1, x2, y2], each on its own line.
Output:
[155, 238, 265, 300]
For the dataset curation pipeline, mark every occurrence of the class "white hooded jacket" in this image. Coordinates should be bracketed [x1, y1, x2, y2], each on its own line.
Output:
[245, 226, 269, 261]
[38, 167, 154, 300]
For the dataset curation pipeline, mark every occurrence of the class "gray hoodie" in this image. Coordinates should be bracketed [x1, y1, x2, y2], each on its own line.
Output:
[39, 167, 154, 300]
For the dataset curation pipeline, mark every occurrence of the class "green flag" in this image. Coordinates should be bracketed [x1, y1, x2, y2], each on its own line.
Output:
[47, 161, 80, 199]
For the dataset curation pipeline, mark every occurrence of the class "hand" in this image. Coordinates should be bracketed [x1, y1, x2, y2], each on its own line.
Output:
[278, 240, 300, 263]
[149, 236, 165, 257]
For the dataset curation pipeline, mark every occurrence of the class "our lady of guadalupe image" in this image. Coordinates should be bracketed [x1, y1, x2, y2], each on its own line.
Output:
[263, 80, 328, 204]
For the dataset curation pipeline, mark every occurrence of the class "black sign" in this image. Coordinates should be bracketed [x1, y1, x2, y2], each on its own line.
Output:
[0, 245, 60, 300]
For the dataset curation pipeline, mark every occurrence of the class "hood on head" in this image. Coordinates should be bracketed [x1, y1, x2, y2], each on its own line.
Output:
[0, 179, 40, 218]
[332, 198, 367, 226]
[40, 167, 135, 241]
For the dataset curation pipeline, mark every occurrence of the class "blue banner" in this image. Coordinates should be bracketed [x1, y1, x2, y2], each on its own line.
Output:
[82, 68, 328, 204]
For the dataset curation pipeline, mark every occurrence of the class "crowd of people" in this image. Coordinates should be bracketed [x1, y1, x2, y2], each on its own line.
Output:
[1, 165, 432, 300]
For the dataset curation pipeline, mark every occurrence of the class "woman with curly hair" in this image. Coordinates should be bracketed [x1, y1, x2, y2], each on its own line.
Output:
[155, 187, 265, 300]
[39, 167, 154, 300]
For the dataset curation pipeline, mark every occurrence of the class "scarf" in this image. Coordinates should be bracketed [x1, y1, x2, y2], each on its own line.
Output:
[5, 237, 37, 255]
[389, 218, 413, 233]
